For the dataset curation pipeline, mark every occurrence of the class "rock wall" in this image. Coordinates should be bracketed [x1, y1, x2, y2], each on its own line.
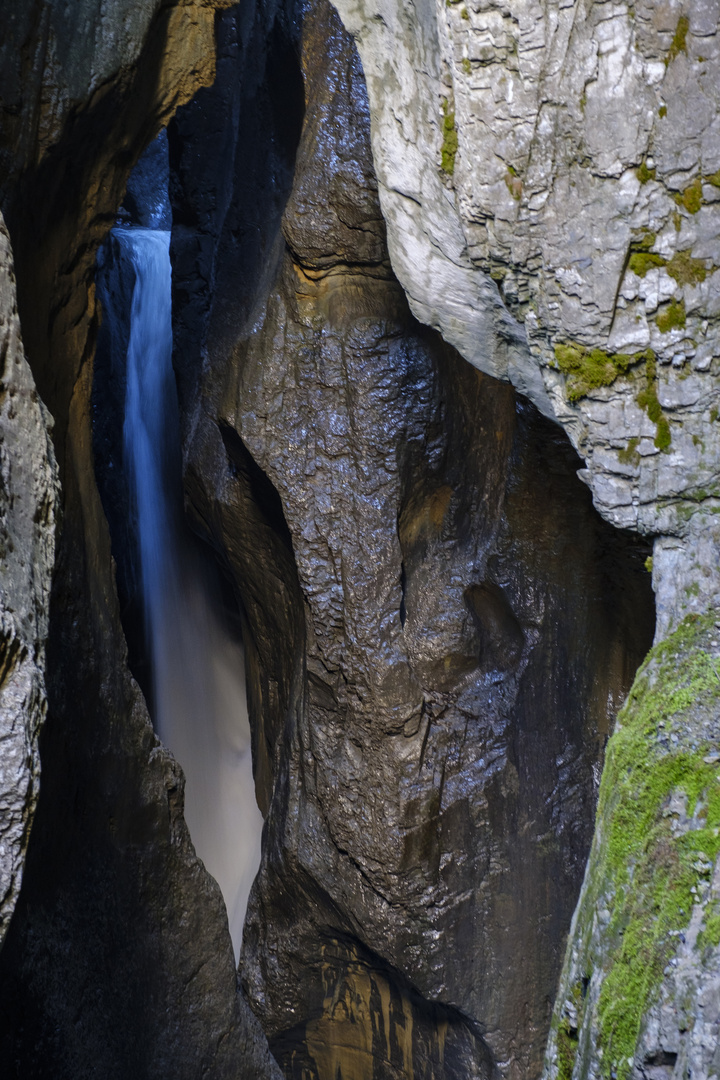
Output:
[0, 0, 713, 1077]
[0, 214, 58, 947]
[318, 0, 720, 1076]
[169, 2, 655, 1077]
[545, 613, 720, 1080]
[329, 0, 720, 637]
[0, 1, 281, 1076]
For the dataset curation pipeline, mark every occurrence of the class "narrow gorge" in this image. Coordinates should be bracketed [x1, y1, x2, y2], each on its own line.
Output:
[0, 2, 716, 1080]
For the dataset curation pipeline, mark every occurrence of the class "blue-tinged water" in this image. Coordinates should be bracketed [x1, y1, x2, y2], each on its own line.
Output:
[117, 227, 261, 961]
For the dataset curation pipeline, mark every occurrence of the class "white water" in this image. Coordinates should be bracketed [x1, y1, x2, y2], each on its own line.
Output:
[118, 227, 262, 961]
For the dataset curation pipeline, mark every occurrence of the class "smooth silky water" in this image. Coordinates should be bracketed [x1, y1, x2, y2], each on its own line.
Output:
[116, 226, 261, 960]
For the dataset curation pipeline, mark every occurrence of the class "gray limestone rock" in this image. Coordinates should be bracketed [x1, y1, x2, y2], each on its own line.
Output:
[330, 0, 720, 634]
[0, 214, 58, 947]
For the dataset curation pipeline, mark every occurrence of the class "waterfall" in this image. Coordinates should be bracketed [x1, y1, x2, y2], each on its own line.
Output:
[116, 226, 262, 961]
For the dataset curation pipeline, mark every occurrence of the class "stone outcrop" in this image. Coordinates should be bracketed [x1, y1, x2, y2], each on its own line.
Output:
[169, 2, 655, 1076]
[0, 213, 58, 947]
[329, 0, 720, 636]
[319, 0, 720, 1076]
[544, 612, 720, 1080]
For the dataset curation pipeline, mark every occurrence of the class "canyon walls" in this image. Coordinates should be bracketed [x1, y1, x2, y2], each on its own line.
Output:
[0, 0, 715, 1078]
[168, 2, 654, 1076]
[329, 0, 720, 636]
[0, 1, 281, 1076]
[0, 214, 58, 947]
[318, 0, 720, 1076]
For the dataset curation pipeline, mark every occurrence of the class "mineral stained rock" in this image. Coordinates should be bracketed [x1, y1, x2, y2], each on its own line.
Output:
[0, 213, 58, 948]
[169, 2, 655, 1076]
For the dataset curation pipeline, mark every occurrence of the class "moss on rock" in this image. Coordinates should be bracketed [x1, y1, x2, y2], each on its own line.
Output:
[618, 436, 640, 465]
[675, 177, 703, 214]
[636, 352, 672, 450]
[666, 14, 690, 66]
[636, 161, 656, 184]
[629, 252, 665, 277]
[441, 98, 458, 175]
[551, 613, 720, 1080]
[666, 250, 713, 287]
[656, 298, 686, 333]
[554, 342, 651, 402]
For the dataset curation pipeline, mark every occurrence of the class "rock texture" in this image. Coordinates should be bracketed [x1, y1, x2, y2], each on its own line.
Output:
[0, 1, 281, 1076]
[545, 613, 720, 1080]
[316, 0, 720, 1075]
[0, 214, 58, 947]
[169, 2, 655, 1076]
[329, 0, 720, 636]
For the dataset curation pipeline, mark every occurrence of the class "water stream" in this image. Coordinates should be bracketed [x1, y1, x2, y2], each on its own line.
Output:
[116, 226, 262, 960]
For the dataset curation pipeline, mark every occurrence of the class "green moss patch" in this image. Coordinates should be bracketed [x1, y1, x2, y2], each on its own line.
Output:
[557, 1021, 578, 1080]
[675, 177, 703, 214]
[656, 298, 686, 333]
[586, 613, 720, 1080]
[636, 161, 656, 184]
[554, 343, 651, 402]
[666, 14, 690, 65]
[628, 247, 713, 285]
[698, 905, 720, 951]
[618, 436, 641, 466]
[441, 99, 458, 176]
[666, 250, 713, 286]
[636, 352, 672, 450]
[629, 252, 666, 277]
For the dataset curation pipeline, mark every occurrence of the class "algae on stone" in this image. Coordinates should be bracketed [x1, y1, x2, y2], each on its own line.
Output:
[656, 298, 686, 333]
[636, 353, 672, 451]
[675, 177, 703, 215]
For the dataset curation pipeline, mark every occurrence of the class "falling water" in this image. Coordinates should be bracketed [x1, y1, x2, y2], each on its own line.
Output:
[117, 226, 262, 960]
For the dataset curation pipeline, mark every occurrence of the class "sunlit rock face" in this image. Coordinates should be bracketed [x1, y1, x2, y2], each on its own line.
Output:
[169, 2, 655, 1076]
[0, 214, 58, 947]
[329, 0, 720, 637]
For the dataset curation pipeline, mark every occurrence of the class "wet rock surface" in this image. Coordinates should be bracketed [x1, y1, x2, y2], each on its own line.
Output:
[0, 1, 281, 1076]
[170, 3, 655, 1076]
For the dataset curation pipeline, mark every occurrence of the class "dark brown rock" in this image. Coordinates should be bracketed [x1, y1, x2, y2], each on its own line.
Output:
[169, 2, 656, 1077]
[0, 1, 282, 1076]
